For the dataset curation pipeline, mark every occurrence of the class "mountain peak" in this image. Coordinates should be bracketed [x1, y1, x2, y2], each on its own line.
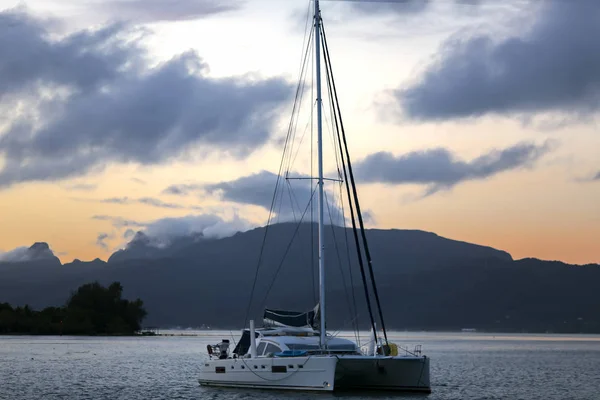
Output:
[27, 242, 56, 260]
[0, 242, 60, 265]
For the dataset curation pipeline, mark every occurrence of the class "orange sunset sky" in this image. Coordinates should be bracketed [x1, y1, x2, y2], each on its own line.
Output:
[0, 0, 598, 265]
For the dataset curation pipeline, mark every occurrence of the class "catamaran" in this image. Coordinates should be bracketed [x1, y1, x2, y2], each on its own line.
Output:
[198, 0, 431, 392]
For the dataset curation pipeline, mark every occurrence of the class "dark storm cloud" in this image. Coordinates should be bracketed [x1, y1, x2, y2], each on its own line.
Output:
[95, 0, 243, 23]
[353, 142, 551, 195]
[397, 1, 600, 120]
[0, 9, 292, 188]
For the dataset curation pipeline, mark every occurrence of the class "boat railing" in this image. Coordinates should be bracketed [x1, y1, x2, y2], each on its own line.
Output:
[413, 344, 422, 356]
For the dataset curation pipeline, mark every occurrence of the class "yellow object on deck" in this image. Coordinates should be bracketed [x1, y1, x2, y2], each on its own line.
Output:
[388, 343, 399, 356]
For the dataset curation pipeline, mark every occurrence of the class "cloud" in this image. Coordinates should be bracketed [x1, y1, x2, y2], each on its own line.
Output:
[78, 195, 201, 210]
[101, 197, 130, 205]
[0, 242, 56, 262]
[131, 177, 146, 185]
[396, 2, 600, 120]
[204, 170, 284, 209]
[92, 215, 145, 229]
[592, 171, 600, 181]
[0, 10, 139, 100]
[203, 170, 346, 225]
[0, 9, 292, 188]
[353, 141, 552, 196]
[111, 213, 254, 250]
[0, 247, 29, 262]
[348, 0, 431, 15]
[162, 183, 203, 196]
[94, 0, 243, 23]
[96, 232, 114, 250]
[64, 183, 97, 191]
[138, 197, 188, 209]
[93, 213, 249, 241]
[143, 214, 253, 241]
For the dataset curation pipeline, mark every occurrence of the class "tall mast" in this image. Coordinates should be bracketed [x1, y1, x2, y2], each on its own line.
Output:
[314, 0, 326, 348]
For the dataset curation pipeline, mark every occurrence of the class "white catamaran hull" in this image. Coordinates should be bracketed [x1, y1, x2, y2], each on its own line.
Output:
[199, 355, 430, 392]
[198, 356, 338, 391]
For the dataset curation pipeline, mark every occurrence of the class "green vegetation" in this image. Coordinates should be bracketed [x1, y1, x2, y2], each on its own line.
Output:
[0, 282, 146, 335]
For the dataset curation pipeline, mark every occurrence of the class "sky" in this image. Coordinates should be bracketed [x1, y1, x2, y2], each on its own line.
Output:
[0, 0, 598, 265]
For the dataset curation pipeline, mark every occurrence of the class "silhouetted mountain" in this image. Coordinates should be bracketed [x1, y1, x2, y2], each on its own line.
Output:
[0, 223, 598, 333]
[0, 242, 61, 266]
[65, 258, 107, 267]
[107, 231, 207, 263]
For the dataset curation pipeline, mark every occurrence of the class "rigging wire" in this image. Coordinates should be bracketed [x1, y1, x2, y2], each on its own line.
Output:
[242, 1, 315, 329]
[321, 18, 390, 346]
[324, 60, 360, 340]
[338, 178, 360, 345]
[324, 189, 360, 342]
[258, 184, 319, 312]
[284, 30, 313, 177]
[321, 79, 359, 339]
[320, 15, 379, 342]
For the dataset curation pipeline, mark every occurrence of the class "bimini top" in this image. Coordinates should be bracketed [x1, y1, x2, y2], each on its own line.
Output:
[232, 305, 321, 355]
[263, 304, 319, 329]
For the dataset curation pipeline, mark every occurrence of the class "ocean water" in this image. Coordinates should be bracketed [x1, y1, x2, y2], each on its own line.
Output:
[1, 331, 599, 400]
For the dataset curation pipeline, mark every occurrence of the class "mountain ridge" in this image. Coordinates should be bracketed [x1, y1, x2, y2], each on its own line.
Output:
[1, 223, 598, 333]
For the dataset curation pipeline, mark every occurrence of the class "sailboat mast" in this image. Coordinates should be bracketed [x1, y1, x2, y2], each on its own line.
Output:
[314, 0, 326, 348]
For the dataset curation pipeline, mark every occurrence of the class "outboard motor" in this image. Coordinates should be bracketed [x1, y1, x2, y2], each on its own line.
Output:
[207, 339, 231, 360]
[218, 339, 230, 359]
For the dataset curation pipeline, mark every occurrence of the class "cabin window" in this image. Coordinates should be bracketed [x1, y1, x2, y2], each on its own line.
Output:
[257, 342, 266, 355]
[272, 365, 287, 373]
[265, 343, 282, 354]
[215, 367, 226, 373]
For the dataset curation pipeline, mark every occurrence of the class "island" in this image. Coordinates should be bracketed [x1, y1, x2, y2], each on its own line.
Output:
[0, 282, 146, 335]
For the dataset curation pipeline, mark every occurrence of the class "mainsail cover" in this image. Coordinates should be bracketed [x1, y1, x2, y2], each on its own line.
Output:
[263, 304, 319, 329]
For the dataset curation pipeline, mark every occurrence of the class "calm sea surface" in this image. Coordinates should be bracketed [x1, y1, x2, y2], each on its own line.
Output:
[1, 331, 599, 400]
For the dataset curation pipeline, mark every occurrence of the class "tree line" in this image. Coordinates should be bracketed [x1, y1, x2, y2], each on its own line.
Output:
[0, 282, 146, 335]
